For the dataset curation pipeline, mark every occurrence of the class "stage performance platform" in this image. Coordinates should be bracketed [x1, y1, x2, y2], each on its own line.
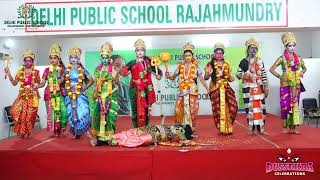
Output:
[0, 114, 319, 179]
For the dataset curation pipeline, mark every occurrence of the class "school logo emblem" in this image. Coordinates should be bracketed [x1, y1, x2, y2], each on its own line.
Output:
[17, 4, 35, 19]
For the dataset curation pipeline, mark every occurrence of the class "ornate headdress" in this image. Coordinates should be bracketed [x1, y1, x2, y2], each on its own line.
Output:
[68, 44, 82, 59]
[282, 32, 296, 46]
[183, 42, 195, 54]
[100, 42, 113, 56]
[245, 38, 259, 50]
[134, 39, 146, 50]
[23, 49, 35, 60]
[49, 43, 62, 59]
[214, 42, 225, 51]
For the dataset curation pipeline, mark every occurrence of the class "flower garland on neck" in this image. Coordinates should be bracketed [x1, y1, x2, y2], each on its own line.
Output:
[49, 64, 61, 111]
[213, 60, 229, 86]
[96, 64, 113, 95]
[65, 64, 83, 100]
[283, 51, 301, 88]
[283, 51, 300, 70]
[179, 61, 196, 90]
[96, 64, 113, 115]
[19, 65, 36, 99]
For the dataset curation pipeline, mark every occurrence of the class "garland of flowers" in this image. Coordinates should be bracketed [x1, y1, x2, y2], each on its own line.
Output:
[18, 66, 36, 100]
[49, 64, 61, 112]
[179, 62, 196, 90]
[283, 51, 300, 70]
[95, 65, 107, 95]
[213, 60, 229, 86]
[283, 51, 301, 117]
[107, 64, 113, 96]
[96, 64, 113, 115]
[283, 51, 301, 88]
[65, 64, 83, 100]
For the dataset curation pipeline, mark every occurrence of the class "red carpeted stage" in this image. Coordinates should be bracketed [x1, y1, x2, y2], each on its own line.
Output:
[0, 114, 319, 179]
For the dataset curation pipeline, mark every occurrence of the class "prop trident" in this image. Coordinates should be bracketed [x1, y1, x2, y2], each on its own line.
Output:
[3, 56, 13, 79]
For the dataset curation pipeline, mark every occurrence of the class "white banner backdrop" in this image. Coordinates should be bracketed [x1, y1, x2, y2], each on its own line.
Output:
[1, 0, 288, 36]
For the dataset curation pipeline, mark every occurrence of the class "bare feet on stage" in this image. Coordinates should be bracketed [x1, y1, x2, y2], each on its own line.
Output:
[86, 132, 97, 147]
[90, 139, 97, 147]
[19, 134, 32, 138]
[289, 128, 300, 134]
[191, 134, 199, 138]
[282, 127, 300, 134]
[248, 125, 253, 135]
[218, 132, 233, 135]
[282, 128, 289, 134]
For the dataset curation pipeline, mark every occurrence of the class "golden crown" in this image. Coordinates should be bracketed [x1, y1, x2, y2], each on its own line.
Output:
[68, 44, 82, 58]
[23, 49, 35, 60]
[245, 38, 259, 49]
[282, 32, 296, 46]
[49, 43, 62, 58]
[214, 42, 225, 51]
[100, 42, 113, 56]
[134, 39, 146, 49]
[183, 43, 194, 54]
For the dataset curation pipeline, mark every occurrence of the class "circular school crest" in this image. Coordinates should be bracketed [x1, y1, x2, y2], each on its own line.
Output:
[17, 4, 35, 19]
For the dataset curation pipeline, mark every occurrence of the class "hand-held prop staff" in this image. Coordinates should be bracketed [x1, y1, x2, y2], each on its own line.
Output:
[151, 54, 165, 124]
[159, 52, 171, 124]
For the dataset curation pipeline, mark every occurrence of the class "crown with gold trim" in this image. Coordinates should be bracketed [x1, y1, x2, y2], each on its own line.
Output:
[282, 32, 296, 46]
[214, 42, 225, 51]
[245, 38, 259, 50]
[134, 39, 146, 50]
[68, 44, 82, 59]
[100, 42, 113, 56]
[183, 43, 195, 54]
[23, 49, 35, 60]
[49, 43, 62, 59]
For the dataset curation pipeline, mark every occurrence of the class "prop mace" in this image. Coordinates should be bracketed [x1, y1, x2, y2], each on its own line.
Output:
[151, 53, 166, 124]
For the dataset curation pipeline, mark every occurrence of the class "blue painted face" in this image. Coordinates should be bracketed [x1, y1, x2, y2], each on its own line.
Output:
[70, 55, 78, 65]
[101, 55, 109, 65]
